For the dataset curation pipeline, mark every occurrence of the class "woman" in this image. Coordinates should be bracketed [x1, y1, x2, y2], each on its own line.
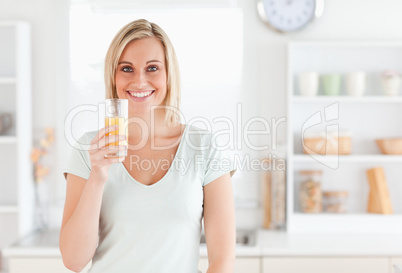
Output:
[60, 19, 236, 273]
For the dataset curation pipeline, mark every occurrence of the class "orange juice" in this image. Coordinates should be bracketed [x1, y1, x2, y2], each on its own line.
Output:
[105, 117, 128, 157]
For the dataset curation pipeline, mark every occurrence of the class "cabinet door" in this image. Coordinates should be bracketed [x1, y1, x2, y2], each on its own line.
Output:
[391, 257, 402, 273]
[198, 257, 260, 273]
[9, 258, 91, 273]
[198, 257, 209, 273]
[234, 258, 260, 273]
[262, 257, 389, 273]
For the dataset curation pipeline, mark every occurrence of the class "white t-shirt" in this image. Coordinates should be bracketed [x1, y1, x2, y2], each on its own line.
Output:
[63, 124, 235, 273]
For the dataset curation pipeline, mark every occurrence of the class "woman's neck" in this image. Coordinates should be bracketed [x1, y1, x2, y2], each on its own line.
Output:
[126, 109, 176, 143]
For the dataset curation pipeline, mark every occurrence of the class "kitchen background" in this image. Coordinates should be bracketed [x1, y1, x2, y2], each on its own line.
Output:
[1, 0, 402, 273]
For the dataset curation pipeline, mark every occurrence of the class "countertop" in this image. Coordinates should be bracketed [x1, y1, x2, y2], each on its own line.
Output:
[3, 229, 261, 258]
[260, 231, 402, 256]
[4, 229, 402, 258]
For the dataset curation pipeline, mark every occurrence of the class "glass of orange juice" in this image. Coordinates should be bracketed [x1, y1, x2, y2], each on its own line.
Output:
[105, 98, 128, 158]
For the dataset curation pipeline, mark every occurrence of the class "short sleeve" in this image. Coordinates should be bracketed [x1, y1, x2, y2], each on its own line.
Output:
[203, 135, 236, 187]
[63, 132, 95, 181]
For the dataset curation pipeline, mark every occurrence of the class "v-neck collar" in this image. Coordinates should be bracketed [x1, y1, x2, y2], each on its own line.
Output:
[119, 124, 188, 188]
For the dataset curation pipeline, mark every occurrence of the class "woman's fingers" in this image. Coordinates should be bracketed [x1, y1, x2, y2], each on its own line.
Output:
[99, 134, 127, 150]
[89, 134, 126, 152]
[88, 126, 127, 172]
[99, 145, 127, 158]
[88, 126, 127, 176]
[90, 145, 126, 169]
[90, 125, 119, 145]
[104, 156, 125, 165]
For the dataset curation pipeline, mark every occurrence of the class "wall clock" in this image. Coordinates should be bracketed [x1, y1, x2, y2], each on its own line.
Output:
[257, 0, 325, 33]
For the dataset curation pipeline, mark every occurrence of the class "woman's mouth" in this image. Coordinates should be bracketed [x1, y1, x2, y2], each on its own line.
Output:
[126, 90, 155, 102]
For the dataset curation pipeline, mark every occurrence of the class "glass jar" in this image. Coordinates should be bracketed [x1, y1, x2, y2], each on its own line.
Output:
[323, 191, 349, 213]
[262, 158, 286, 230]
[299, 170, 322, 213]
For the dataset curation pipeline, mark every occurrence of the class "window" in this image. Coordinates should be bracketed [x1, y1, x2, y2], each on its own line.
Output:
[69, 2, 243, 138]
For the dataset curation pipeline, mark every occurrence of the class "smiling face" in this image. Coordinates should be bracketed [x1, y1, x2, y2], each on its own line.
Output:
[115, 37, 167, 117]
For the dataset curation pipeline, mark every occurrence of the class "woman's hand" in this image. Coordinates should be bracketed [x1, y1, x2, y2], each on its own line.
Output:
[88, 125, 127, 182]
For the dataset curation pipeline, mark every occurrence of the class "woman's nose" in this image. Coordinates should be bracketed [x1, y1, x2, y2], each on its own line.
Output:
[132, 71, 147, 89]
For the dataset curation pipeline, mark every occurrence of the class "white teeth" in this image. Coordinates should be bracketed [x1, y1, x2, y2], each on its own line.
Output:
[129, 91, 153, 98]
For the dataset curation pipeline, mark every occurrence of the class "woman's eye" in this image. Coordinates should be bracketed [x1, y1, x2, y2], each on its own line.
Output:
[122, 66, 133, 72]
[147, 66, 158, 72]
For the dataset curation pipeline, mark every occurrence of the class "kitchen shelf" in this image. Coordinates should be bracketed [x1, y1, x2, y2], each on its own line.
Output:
[293, 212, 402, 218]
[289, 41, 402, 48]
[293, 154, 402, 163]
[0, 136, 17, 144]
[292, 96, 402, 103]
[287, 41, 402, 234]
[0, 77, 16, 85]
[0, 21, 34, 252]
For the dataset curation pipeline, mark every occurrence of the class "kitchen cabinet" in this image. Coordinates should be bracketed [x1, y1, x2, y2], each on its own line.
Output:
[262, 257, 389, 273]
[7, 256, 395, 273]
[232, 258, 260, 273]
[0, 21, 34, 256]
[392, 257, 402, 273]
[198, 258, 208, 272]
[287, 42, 402, 233]
[8, 257, 257, 273]
[5, 230, 402, 273]
[8, 258, 90, 273]
[9, 258, 89, 273]
[198, 257, 260, 273]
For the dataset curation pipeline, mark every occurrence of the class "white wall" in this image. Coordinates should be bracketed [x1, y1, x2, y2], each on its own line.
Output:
[1, 0, 402, 230]
[0, 0, 70, 228]
[0, 0, 69, 127]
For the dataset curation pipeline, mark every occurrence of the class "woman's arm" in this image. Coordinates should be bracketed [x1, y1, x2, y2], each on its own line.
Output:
[203, 173, 236, 273]
[59, 126, 125, 272]
[59, 173, 105, 272]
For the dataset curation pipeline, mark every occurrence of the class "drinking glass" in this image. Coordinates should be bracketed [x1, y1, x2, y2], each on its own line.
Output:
[322, 74, 342, 96]
[346, 71, 366, 96]
[298, 71, 319, 96]
[105, 99, 128, 158]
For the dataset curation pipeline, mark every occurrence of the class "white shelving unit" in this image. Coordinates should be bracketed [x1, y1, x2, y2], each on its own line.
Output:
[293, 155, 402, 163]
[287, 41, 402, 233]
[292, 96, 402, 103]
[0, 21, 34, 264]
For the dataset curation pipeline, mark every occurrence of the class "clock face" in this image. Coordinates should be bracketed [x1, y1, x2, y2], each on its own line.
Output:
[259, 0, 322, 32]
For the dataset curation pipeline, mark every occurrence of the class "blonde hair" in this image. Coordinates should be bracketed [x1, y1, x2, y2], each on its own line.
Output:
[104, 19, 181, 126]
